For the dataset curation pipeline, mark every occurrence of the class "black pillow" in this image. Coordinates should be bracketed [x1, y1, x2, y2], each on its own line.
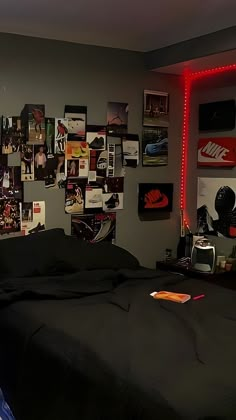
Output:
[60, 237, 140, 271]
[0, 229, 66, 278]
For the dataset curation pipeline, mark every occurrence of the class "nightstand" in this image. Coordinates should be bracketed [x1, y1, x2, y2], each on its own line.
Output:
[156, 260, 236, 290]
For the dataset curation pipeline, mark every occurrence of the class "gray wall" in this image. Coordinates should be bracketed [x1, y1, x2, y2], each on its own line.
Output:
[187, 71, 236, 257]
[1, 33, 183, 268]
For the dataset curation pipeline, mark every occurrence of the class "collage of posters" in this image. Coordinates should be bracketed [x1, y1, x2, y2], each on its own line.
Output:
[142, 91, 169, 167]
[0, 100, 138, 240]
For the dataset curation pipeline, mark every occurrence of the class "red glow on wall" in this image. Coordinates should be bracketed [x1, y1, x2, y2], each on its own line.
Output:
[180, 63, 236, 216]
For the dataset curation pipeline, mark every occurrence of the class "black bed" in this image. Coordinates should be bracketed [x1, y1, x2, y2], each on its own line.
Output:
[0, 229, 235, 420]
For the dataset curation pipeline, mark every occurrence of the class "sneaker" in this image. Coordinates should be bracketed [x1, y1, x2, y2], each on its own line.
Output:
[28, 222, 45, 234]
[89, 137, 104, 149]
[89, 193, 102, 204]
[45, 176, 55, 188]
[105, 193, 119, 209]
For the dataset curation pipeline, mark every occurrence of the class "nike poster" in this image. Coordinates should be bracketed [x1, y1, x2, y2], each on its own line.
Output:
[138, 183, 173, 213]
[71, 213, 116, 243]
[197, 177, 236, 238]
[197, 138, 236, 167]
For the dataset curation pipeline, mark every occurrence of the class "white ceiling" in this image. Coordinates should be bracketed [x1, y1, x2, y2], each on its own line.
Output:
[0, 0, 236, 52]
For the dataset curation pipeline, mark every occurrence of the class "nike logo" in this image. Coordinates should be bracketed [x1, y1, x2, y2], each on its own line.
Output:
[198, 141, 234, 162]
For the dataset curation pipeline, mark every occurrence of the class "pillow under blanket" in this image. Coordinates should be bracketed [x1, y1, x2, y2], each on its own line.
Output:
[57, 236, 140, 272]
[0, 229, 66, 278]
[0, 230, 140, 278]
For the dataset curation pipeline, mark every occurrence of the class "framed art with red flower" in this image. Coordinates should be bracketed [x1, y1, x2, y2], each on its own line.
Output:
[138, 183, 173, 213]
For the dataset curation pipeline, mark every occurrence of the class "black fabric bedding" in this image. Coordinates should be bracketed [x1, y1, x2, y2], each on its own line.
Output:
[0, 268, 236, 420]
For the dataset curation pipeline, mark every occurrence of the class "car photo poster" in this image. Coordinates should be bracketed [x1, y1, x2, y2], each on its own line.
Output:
[142, 127, 168, 166]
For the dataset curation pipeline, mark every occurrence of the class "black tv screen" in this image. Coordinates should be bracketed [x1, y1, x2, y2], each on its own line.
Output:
[199, 99, 235, 131]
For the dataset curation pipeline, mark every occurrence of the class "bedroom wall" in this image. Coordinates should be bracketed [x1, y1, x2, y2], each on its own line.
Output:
[0, 33, 183, 268]
[186, 71, 236, 257]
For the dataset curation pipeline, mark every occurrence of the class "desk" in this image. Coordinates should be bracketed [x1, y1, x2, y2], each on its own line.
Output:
[156, 260, 236, 290]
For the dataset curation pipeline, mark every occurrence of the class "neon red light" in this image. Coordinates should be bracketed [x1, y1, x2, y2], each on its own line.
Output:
[180, 72, 191, 211]
[180, 63, 236, 220]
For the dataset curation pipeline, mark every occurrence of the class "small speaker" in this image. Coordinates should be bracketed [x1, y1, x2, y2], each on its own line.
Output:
[191, 238, 216, 274]
[199, 99, 236, 131]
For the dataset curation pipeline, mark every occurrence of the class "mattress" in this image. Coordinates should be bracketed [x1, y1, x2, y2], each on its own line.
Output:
[0, 268, 235, 420]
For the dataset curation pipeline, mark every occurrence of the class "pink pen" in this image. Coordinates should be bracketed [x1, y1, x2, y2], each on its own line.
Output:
[193, 294, 205, 301]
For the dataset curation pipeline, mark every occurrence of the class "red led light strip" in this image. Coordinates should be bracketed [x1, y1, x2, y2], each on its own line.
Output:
[180, 63, 236, 223]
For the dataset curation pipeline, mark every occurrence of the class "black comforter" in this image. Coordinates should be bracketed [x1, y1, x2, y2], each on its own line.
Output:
[0, 268, 236, 420]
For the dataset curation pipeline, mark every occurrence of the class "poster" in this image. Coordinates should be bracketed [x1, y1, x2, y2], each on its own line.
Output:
[86, 125, 106, 150]
[107, 137, 125, 178]
[138, 183, 173, 212]
[1, 116, 26, 154]
[65, 179, 87, 214]
[66, 140, 89, 178]
[20, 201, 45, 235]
[45, 118, 55, 158]
[197, 137, 236, 167]
[20, 144, 34, 181]
[89, 149, 108, 178]
[71, 213, 116, 243]
[122, 134, 139, 167]
[143, 90, 169, 127]
[107, 102, 128, 136]
[0, 199, 21, 234]
[142, 127, 168, 166]
[102, 177, 124, 211]
[54, 118, 68, 154]
[44, 154, 66, 189]
[34, 145, 47, 180]
[85, 185, 103, 210]
[65, 105, 87, 141]
[0, 166, 22, 200]
[197, 177, 236, 238]
[21, 104, 45, 145]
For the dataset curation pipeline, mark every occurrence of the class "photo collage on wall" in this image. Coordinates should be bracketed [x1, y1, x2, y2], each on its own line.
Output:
[0, 100, 140, 240]
[142, 90, 169, 166]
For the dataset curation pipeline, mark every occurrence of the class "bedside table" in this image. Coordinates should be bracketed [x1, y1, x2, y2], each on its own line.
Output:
[156, 260, 236, 290]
